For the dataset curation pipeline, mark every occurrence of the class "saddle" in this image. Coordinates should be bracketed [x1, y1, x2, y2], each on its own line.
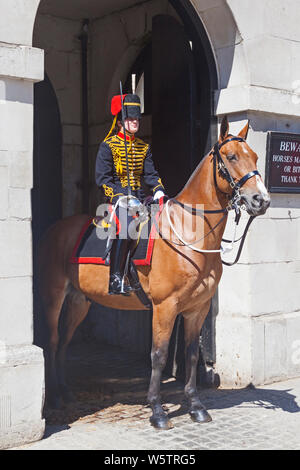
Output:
[70, 210, 159, 266]
[69, 198, 165, 308]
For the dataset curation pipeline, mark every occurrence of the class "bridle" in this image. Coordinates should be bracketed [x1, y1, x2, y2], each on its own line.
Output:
[164, 136, 261, 265]
[213, 136, 260, 210]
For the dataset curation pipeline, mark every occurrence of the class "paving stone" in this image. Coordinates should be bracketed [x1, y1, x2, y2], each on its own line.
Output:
[11, 342, 300, 451]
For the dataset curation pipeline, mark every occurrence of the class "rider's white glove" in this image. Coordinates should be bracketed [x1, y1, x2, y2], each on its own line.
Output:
[153, 190, 165, 201]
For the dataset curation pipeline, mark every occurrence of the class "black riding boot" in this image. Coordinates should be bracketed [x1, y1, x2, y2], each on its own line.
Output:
[108, 238, 132, 296]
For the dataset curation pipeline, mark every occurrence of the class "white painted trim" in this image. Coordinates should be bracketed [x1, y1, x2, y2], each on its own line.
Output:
[215, 85, 300, 118]
[0, 43, 44, 82]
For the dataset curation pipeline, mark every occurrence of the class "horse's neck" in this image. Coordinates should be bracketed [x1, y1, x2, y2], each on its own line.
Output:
[171, 153, 228, 252]
[176, 152, 226, 209]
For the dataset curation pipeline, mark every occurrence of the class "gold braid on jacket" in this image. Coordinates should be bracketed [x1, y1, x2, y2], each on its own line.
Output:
[104, 134, 149, 191]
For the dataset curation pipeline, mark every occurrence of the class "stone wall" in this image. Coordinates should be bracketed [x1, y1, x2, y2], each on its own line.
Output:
[0, 41, 45, 448]
[206, 0, 300, 387]
[216, 112, 300, 387]
[33, 14, 83, 217]
[1, 1, 300, 451]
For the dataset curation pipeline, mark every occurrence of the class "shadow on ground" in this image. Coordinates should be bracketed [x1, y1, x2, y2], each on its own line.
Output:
[43, 341, 300, 432]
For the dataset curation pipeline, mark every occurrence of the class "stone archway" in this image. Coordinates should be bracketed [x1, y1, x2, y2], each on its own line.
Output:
[5, 0, 299, 450]
[0, 0, 243, 449]
[30, 0, 222, 346]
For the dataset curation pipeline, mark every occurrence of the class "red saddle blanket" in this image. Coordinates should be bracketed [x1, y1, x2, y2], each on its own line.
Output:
[69, 204, 162, 266]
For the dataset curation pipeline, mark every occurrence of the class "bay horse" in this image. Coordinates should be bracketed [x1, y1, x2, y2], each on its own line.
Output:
[37, 116, 270, 430]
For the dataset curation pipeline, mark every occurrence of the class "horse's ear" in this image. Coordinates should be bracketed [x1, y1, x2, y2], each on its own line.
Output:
[219, 115, 229, 142]
[238, 120, 250, 140]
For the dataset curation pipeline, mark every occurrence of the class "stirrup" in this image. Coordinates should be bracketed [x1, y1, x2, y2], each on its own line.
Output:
[108, 274, 131, 296]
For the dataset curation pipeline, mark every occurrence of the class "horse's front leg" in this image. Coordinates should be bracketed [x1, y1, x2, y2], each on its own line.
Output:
[183, 303, 212, 423]
[147, 303, 177, 430]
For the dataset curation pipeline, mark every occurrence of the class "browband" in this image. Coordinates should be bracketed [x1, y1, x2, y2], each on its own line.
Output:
[218, 136, 245, 149]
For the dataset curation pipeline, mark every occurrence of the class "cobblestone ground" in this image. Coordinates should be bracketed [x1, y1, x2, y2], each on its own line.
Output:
[13, 342, 300, 450]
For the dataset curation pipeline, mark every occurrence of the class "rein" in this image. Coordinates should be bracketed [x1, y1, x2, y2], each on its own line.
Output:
[165, 136, 260, 265]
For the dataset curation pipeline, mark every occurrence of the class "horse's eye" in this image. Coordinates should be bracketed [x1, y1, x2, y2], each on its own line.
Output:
[227, 154, 237, 162]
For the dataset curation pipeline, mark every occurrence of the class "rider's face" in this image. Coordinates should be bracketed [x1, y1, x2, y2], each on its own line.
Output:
[123, 118, 140, 134]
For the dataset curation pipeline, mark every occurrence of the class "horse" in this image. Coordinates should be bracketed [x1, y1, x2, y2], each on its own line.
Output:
[37, 116, 270, 430]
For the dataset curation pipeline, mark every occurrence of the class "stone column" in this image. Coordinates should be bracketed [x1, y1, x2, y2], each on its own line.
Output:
[0, 42, 45, 449]
[213, 70, 300, 388]
[215, 110, 300, 388]
[191, 0, 300, 388]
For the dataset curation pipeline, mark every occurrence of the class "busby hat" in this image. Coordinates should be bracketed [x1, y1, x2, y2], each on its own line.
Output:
[111, 94, 141, 120]
[105, 94, 141, 141]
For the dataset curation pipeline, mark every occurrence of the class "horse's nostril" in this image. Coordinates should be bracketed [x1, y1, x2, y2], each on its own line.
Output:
[252, 193, 270, 210]
[252, 193, 266, 208]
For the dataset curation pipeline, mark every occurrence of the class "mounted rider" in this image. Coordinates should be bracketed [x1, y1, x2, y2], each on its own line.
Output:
[95, 92, 165, 296]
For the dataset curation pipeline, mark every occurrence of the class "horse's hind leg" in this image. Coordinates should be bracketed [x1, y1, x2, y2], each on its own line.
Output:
[147, 302, 177, 430]
[183, 302, 212, 423]
[42, 285, 67, 409]
[56, 288, 91, 402]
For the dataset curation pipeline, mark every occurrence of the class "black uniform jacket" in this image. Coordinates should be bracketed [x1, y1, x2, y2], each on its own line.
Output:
[95, 132, 164, 203]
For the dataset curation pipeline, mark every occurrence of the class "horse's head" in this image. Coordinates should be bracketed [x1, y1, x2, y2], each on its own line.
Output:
[214, 116, 270, 216]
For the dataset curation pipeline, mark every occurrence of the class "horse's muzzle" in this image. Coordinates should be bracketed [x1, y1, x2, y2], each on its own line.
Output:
[241, 191, 271, 216]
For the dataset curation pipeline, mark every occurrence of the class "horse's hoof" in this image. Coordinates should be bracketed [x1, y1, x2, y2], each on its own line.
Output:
[150, 414, 173, 430]
[190, 408, 212, 423]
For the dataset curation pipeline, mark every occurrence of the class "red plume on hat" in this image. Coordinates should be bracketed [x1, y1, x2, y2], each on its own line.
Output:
[104, 93, 141, 141]
[111, 94, 127, 116]
[103, 94, 126, 141]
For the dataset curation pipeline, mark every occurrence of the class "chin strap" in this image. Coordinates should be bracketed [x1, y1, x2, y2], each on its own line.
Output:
[104, 114, 117, 141]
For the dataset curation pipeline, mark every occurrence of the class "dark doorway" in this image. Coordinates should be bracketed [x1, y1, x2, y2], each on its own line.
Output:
[126, 13, 214, 195]
[151, 12, 214, 195]
[152, 14, 195, 196]
[32, 74, 62, 346]
[32, 74, 62, 246]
